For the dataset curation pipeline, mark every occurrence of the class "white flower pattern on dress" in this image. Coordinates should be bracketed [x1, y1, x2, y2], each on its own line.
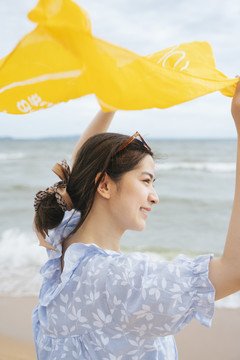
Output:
[32, 211, 215, 359]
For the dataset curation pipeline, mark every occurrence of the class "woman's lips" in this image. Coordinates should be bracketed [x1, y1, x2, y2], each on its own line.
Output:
[140, 207, 151, 217]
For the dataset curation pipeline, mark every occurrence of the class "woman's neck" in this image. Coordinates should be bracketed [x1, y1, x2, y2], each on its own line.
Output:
[64, 203, 123, 254]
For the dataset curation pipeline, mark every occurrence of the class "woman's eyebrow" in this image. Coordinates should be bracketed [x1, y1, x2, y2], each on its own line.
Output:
[141, 171, 156, 181]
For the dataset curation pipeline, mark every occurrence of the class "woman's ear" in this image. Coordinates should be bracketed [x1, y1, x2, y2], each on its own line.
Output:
[95, 172, 112, 199]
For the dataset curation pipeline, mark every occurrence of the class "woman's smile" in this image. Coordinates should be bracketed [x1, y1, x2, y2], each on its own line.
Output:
[140, 207, 151, 218]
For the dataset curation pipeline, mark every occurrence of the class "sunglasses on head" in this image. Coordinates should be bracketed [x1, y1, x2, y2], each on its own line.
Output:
[116, 131, 151, 153]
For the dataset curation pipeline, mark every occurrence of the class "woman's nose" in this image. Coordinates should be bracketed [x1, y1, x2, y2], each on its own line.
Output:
[149, 187, 159, 205]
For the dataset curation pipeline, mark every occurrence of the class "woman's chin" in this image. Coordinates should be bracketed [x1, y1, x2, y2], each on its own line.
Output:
[131, 222, 146, 232]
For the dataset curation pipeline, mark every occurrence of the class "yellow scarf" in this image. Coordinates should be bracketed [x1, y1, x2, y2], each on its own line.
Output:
[0, 0, 238, 114]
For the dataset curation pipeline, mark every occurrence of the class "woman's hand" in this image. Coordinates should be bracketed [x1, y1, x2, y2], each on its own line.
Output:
[231, 76, 240, 135]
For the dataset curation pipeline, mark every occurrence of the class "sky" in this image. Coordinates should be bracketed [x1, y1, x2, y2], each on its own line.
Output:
[0, 0, 240, 139]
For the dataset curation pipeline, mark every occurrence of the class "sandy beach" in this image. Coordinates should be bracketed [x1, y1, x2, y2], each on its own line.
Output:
[0, 296, 240, 360]
[175, 307, 240, 360]
[0, 297, 37, 360]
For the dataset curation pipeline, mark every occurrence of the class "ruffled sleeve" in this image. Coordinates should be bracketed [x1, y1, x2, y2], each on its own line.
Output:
[105, 253, 215, 338]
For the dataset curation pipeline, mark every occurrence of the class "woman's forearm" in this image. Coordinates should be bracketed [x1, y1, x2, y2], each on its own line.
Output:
[71, 110, 115, 167]
[223, 81, 240, 277]
[212, 141, 240, 299]
[209, 81, 240, 300]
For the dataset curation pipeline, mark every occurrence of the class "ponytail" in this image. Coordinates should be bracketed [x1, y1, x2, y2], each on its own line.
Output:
[33, 160, 73, 238]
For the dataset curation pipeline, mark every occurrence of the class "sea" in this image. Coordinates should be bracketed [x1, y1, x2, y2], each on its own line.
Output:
[0, 137, 240, 308]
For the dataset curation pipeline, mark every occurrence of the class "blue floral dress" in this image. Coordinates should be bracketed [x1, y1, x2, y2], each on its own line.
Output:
[32, 211, 215, 359]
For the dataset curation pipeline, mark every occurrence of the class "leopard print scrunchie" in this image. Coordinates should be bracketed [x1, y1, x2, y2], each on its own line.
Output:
[34, 160, 73, 212]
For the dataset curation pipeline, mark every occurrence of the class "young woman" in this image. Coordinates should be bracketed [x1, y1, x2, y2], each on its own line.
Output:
[32, 81, 240, 360]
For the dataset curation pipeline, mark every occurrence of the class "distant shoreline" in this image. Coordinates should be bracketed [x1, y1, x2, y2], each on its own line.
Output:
[0, 136, 237, 142]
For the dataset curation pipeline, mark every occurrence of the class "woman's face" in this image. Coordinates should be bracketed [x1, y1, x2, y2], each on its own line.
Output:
[109, 154, 159, 232]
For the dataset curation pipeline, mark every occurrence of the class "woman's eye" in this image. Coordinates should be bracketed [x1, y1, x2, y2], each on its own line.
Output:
[143, 179, 151, 183]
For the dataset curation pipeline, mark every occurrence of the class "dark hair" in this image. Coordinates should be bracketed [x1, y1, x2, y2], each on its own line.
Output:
[34, 132, 153, 238]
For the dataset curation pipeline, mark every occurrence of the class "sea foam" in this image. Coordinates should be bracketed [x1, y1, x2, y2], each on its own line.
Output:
[156, 162, 236, 173]
[0, 152, 25, 161]
[0, 229, 46, 296]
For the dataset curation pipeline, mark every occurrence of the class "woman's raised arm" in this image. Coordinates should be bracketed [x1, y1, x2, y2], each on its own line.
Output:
[71, 110, 115, 168]
[209, 79, 240, 300]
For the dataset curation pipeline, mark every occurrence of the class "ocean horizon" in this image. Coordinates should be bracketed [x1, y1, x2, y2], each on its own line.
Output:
[0, 135, 237, 141]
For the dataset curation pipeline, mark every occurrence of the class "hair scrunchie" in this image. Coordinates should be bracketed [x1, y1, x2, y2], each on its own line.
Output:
[34, 159, 73, 213]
